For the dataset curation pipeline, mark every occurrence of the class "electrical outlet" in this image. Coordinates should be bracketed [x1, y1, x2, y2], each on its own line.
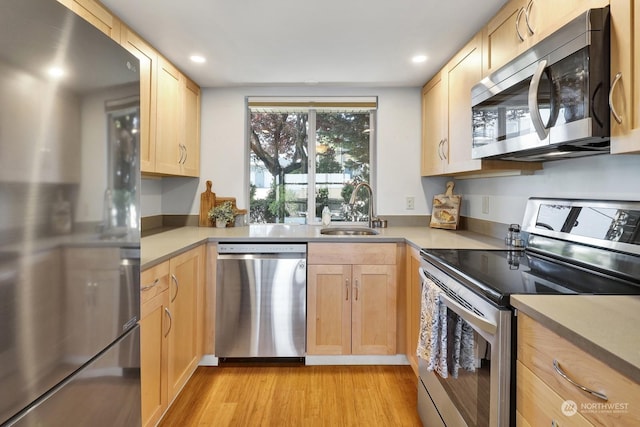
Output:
[482, 196, 490, 214]
[406, 196, 415, 210]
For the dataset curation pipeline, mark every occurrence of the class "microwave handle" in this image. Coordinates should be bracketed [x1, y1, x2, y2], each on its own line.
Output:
[528, 59, 549, 140]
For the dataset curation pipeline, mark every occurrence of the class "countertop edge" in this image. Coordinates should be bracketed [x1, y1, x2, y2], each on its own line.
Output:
[511, 296, 640, 385]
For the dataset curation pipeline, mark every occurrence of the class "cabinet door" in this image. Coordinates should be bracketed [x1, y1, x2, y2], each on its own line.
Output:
[351, 264, 397, 355]
[610, 0, 640, 154]
[140, 289, 169, 427]
[155, 57, 182, 176]
[421, 72, 447, 176]
[121, 28, 158, 173]
[445, 33, 483, 174]
[406, 248, 422, 376]
[181, 76, 201, 177]
[307, 265, 352, 355]
[56, 0, 121, 42]
[525, 0, 609, 44]
[167, 246, 204, 400]
[484, 0, 527, 75]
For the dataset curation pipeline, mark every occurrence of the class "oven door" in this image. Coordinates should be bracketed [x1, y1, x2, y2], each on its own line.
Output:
[417, 267, 513, 427]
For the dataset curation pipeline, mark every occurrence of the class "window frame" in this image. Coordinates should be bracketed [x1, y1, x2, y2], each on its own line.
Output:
[246, 96, 377, 225]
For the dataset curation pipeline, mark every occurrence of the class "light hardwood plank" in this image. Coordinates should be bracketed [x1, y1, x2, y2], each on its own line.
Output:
[159, 365, 422, 426]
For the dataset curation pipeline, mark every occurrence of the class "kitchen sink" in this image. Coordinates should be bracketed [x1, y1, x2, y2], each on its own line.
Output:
[320, 227, 379, 236]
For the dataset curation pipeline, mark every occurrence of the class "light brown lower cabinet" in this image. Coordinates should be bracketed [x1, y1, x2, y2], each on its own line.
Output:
[405, 246, 422, 376]
[307, 243, 397, 355]
[517, 313, 640, 426]
[140, 277, 169, 427]
[140, 245, 205, 427]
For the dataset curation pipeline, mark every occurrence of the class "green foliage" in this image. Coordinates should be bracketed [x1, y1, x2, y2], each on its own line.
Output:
[208, 201, 235, 224]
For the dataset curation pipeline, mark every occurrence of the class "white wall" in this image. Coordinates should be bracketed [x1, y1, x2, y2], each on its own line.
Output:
[145, 86, 445, 218]
[453, 154, 640, 225]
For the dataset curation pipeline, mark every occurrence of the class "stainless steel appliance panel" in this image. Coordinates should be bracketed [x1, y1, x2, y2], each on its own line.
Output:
[216, 245, 306, 358]
[471, 7, 610, 161]
[0, 0, 140, 424]
[417, 266, 513, 427]
[6, 326, 141, 427]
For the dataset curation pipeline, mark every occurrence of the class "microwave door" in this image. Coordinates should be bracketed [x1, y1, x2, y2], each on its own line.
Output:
[471, 68, 550, 159]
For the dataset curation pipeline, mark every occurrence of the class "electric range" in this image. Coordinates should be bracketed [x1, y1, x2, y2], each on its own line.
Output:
[417, 198, 640, 427]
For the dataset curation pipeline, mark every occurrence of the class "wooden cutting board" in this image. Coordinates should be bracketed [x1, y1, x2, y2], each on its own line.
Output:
[430, 181, 461, 230]
[199, 180, 216, 226]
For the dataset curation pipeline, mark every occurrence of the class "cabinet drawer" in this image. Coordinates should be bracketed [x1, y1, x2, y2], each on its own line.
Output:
[141, 261, 170, 303]
[518, 314, 640, 426]
[517, 361, 594, 426]
[308, 243, 396, 265]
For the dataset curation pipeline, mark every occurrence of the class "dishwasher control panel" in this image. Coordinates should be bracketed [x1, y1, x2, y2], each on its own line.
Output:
[217, 243, 307, 254]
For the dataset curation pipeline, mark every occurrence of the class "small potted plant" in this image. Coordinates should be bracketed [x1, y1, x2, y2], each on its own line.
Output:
[208, 201, 235, 228]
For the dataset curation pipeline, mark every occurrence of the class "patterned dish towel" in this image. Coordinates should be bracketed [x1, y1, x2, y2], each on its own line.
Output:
[417, 269, 477, 379]
[416, 273, 449, 378]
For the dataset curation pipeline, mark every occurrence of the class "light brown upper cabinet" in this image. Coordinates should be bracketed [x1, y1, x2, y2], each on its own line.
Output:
[59, 0, 202, 177]
[56, 0, 121, 42]
[153, 58, 201, 177]
[121, 28, 158, 174]
[609, 0, 640, 154]
[421, 71, 447, 176]
[484, 0, 609, 76]
[421, 33, 541, 177]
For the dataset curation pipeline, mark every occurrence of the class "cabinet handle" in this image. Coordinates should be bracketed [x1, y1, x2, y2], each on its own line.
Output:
[441, 138, 448, 160]
[552, 359, 608, 401]
[140, 278, 159, 291]
[516, 8, 525, 42]
[182, 145, 188, 164]
[164, 308, 173, 337]
[437, 139, 443, 160]
[354, 279, 359, 301]
[170, 274, 179, 302]
[609, 72, 623, 125]
[524, 0, 534, 35]
[345, 278, 349, 300]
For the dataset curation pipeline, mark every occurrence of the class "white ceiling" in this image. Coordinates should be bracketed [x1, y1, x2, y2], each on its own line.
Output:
[101, 0, 509, 88]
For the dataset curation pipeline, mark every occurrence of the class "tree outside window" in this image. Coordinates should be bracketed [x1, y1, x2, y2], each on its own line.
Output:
[248, 98, 375, 224]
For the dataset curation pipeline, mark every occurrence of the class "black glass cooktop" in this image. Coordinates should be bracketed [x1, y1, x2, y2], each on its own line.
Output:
[420, 249, 640, 307]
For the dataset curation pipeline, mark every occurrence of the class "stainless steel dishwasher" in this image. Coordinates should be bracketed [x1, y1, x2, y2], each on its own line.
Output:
[215, 243, 306, 359]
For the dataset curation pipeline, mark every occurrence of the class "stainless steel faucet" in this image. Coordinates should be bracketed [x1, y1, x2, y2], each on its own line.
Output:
[349, 182, 378, 228]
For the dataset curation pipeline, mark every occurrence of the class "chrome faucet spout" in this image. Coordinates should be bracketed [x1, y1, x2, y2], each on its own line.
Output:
[349, 182, 377, 227]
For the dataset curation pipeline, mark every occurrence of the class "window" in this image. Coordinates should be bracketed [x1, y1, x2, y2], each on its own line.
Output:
[248, 97, 376, 224]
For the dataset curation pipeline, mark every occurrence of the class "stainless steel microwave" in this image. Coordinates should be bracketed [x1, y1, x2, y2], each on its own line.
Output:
[471, 7, 610, 162]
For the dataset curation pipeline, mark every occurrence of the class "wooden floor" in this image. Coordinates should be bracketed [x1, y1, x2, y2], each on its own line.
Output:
[159, 364, 423, 426]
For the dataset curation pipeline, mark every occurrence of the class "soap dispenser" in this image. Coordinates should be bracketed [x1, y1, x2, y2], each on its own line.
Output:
[321, 206, 331, 226]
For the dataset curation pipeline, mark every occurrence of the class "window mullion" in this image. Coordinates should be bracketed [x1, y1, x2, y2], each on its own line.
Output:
[307, 109, 317, 223]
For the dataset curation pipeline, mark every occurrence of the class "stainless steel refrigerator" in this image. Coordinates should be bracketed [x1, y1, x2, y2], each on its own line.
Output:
[0, 0, 141, 425]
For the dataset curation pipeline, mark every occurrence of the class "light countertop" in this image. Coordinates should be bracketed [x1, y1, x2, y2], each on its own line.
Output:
[511, 295, 640, 384]
[140, 224, 505, 269]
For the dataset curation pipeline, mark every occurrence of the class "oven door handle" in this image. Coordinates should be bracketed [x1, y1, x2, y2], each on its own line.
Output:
[438, 292, 498, 335]
[419, 268, 497, 335]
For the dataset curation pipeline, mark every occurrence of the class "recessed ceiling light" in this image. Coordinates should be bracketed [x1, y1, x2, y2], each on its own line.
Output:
[190, 55, 206, 64]
[47, 66, 65, 78]
[412, 55, 428, 64]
